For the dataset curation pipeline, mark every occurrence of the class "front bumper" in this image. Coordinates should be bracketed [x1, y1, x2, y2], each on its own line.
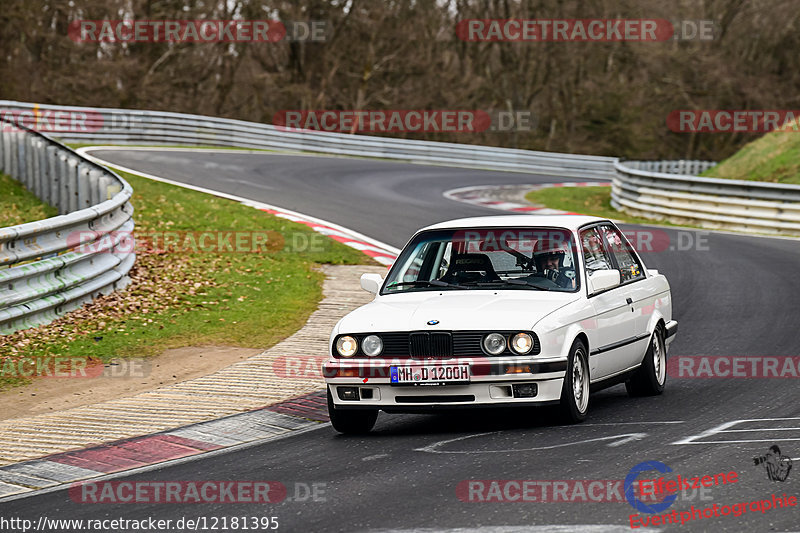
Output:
[665, 320, 678, 347]
[324, 357, 566, 411]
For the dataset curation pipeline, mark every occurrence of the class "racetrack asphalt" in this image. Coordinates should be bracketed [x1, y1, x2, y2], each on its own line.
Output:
[2, 148, 797, 532]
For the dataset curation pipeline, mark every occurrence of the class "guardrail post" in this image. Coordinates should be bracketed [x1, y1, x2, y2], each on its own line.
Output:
[30, 138, 41, 198]
[37, 139, 49, 202]
[45, 145, 59, 208]
[17, 132, 31, 186]
[38, 138, 49, 200]
[1, 127, 9, 174]
[97, 175, 112, 201]
[105, 181, 122, 200]
[9, 130, 20, 179]
[25, 134, 35, 190]
[77, 162, 92, 209]
[57, 152, 69, 214]
[18, 132, 27, 185]
[66, 156, 79, 213]
[88, 168, 103, 206]
[15, 131, 26, 182]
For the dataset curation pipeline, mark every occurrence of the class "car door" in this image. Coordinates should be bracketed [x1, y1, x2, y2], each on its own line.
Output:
[598, 224, 654, 369]
[581, 225, 640, 380]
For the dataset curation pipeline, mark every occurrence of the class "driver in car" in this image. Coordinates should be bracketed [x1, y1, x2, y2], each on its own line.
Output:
[533, 240, 576, 289]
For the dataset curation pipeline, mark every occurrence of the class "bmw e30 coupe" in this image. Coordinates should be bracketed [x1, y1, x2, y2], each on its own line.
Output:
[324, 215, 677, 433]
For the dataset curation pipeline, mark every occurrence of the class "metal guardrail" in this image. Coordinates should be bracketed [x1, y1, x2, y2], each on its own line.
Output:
[622, 160, 717, 175]
[614, 160, 800, 235]
[0, 101, 618, 179]
[0, 117, 135, 334]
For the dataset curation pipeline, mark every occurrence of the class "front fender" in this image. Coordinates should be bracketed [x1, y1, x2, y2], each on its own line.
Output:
[645, 310, 666, 342]
[533, 299, 596, 371]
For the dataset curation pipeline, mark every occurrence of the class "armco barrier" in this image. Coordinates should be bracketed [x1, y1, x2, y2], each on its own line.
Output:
[0, 101, 618, 179]
[622, 160, 717, 175]
[613, 160, 800, 235]
[0, 117, 134, 334]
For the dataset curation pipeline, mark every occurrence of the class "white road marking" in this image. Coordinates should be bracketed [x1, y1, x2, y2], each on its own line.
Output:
[606, 433, 647, 447]
[719, 427, 800, 432]
[362, 454, 390, 462]
[583, 421, 684, 426]
[672, 418, 800, 445]
[415, 432, 648, 454]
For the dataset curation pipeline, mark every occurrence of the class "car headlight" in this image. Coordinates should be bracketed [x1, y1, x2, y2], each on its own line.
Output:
[511, 332, 533, 355]
[336, 335, 358, 357]
[483, 333, 507, 355]
[361, 335, 383, 356]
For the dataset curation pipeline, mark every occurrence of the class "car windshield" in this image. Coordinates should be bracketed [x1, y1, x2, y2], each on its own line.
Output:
[383, 227, 580, 294]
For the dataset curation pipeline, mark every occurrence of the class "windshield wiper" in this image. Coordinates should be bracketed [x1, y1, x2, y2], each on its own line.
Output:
[505, 279, 549, 290]
[385, 280, 461, 289]
[459, 279, 548, 290]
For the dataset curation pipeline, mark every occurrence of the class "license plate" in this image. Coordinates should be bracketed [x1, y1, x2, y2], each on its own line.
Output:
[390, 364, 470, 385]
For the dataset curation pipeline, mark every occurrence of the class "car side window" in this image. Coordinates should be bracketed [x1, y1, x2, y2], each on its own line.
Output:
[580, 227, 613, 275]
[599, 225, 645, 283]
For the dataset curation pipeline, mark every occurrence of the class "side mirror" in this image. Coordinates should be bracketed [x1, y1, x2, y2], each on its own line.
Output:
[360, 273, 383, 295]
[588, 269, 621, 294]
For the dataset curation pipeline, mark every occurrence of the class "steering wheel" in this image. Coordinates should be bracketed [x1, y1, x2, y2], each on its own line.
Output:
[537, 268, 575, 288]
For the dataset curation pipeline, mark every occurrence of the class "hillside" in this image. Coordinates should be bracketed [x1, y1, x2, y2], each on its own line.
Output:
[703, 126, 800, 184]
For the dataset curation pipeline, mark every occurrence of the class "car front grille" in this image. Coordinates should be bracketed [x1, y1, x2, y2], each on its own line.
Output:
[410, 332, 453, 358]
[452, 332, 485, 356]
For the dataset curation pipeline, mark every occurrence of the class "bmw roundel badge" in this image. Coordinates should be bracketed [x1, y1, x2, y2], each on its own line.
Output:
[427, 320, 440, 325]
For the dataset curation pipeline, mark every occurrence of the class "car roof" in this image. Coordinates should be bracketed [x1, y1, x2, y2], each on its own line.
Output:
[418, 214, 609, 233]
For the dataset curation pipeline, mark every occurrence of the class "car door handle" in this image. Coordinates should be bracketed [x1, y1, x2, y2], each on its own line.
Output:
[626, 297, 633, 305]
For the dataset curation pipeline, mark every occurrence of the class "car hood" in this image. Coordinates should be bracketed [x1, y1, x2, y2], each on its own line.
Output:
[338, 290, 580, 333]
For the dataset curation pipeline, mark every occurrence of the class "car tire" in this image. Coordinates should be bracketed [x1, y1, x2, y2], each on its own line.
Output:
[626, 326, 666, 397]
[558, 339, 590, 423]
[327, 389, 378, 434]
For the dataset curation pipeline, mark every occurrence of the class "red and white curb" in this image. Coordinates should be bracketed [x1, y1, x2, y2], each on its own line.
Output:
[75, 147, 400, 266]
[444, 182, 611, 214]
[0, 392, 329, 500]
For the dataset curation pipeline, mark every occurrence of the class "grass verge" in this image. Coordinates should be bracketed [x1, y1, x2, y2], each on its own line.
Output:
[0, 173, 58, 226]
[0, 168, 373, 390]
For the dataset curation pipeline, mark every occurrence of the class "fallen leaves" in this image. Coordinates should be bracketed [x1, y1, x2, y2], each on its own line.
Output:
[0, 248, 214, 359]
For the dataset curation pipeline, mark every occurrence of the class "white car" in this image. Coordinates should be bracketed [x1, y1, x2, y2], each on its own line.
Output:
[324, 215, 677, 433]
